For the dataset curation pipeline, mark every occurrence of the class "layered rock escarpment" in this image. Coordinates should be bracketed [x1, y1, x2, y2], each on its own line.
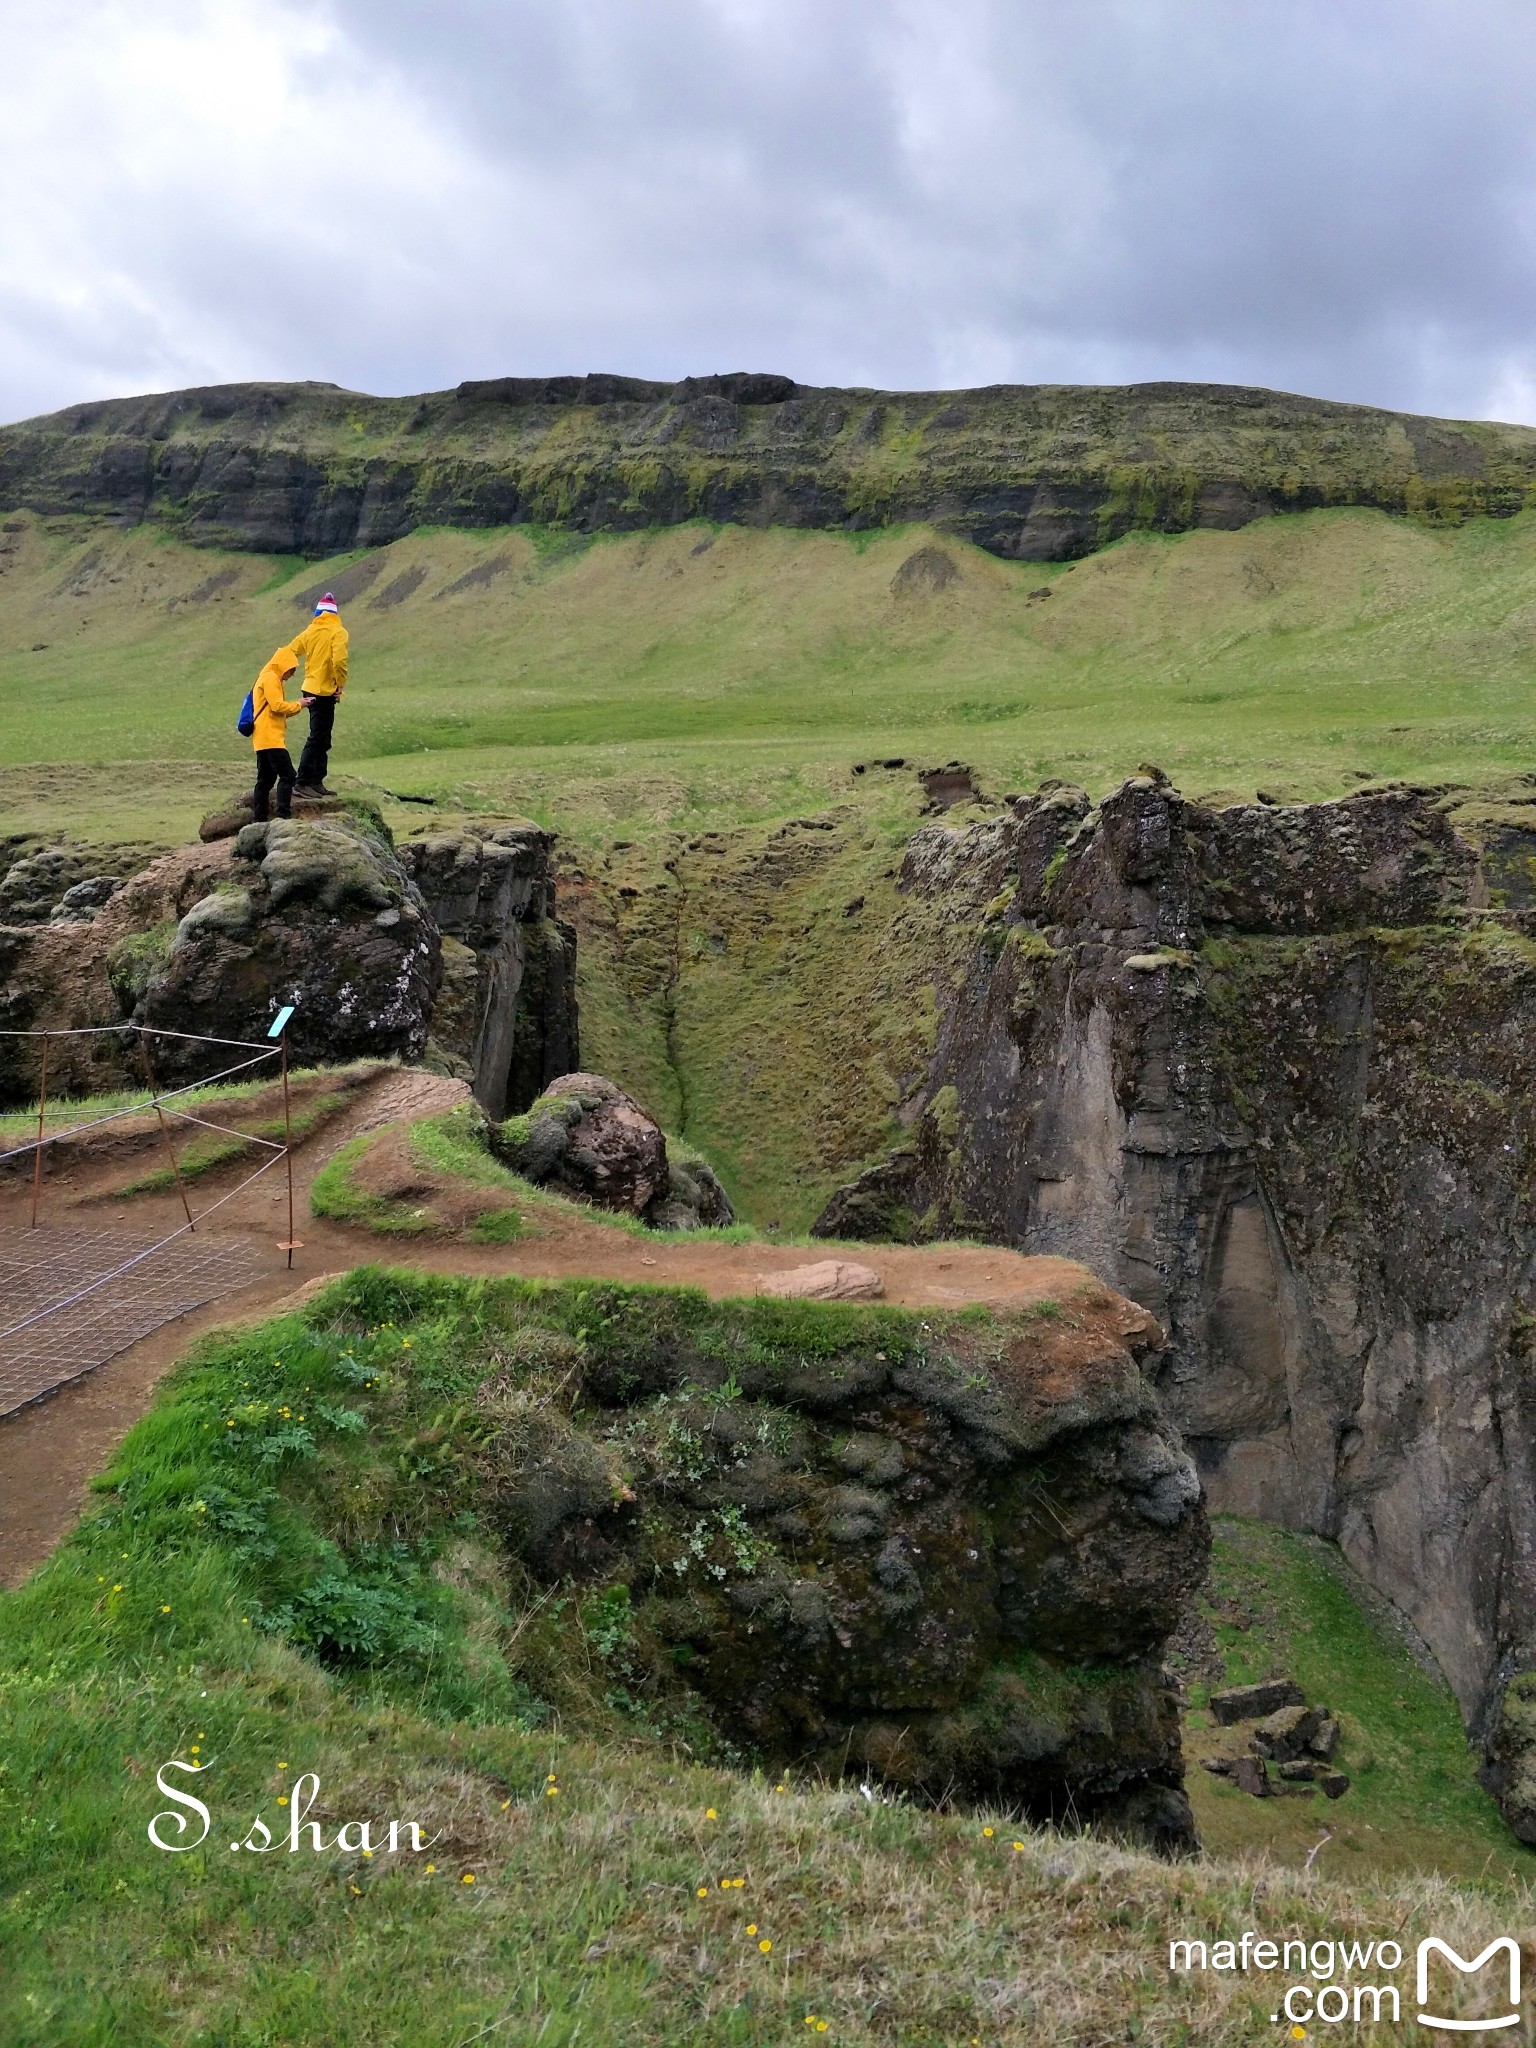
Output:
[815, 774, 1536, 1836]
[5, 376, 1536, 563]
[399, 825, 577, 1116]
[0, 810, 578, 1112]
[478, 1280, 1207, 1851]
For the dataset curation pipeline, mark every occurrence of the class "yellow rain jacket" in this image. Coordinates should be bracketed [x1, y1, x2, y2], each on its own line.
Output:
[283, 610, 350, 698]
[251, 652, 306, 752]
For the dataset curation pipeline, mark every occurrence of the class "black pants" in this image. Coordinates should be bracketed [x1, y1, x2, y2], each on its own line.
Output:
[297, 693, 336, 788]
[253, 748, 296, 820]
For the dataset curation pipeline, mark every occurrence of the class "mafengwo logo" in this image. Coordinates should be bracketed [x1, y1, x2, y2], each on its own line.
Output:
[1168, 1928, 1523, 2030]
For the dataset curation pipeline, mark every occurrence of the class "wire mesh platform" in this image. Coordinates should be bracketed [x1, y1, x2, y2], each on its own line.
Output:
[0, 1227, 264, 1417]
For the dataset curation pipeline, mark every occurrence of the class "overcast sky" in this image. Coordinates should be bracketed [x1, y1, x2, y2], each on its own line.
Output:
[4, 0, 1536, 425]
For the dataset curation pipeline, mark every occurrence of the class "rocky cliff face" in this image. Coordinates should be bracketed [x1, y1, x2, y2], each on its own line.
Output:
[478, 1278, 1207, 1851]
[398, 825, 577, 1116]
[5, 376, 1535, 563]
[0, 810, 578, 1111]
[815, 775, 1536, 1835]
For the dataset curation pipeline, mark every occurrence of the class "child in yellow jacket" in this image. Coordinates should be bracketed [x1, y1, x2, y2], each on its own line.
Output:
[249, 649, 311, 820]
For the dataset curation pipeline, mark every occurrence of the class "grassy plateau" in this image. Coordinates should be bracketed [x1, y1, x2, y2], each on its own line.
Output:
[3, 501, 1536, 852]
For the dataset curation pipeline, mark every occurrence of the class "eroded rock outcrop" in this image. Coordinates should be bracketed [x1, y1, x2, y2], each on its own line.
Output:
[475, 1281, 1206, 1850]
[0, 808, 579, 1109]
[814, 773, 1536, 1836]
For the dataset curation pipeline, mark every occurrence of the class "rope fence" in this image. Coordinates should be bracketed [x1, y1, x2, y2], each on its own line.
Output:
[0, 1017, 302, 1410]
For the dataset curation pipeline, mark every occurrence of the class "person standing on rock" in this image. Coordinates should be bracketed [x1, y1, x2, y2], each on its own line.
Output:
[249, 649, 312, 821]
[284, 590, 350, 796]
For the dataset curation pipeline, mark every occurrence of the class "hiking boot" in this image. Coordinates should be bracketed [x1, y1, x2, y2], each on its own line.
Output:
[294, 782, 329, 799]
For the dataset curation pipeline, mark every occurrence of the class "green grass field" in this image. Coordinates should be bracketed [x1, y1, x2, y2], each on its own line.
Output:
[4, 501, 1536, 853]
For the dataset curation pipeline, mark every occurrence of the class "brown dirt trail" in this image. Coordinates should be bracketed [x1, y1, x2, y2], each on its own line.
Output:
[0, 1065, 1103, 1586]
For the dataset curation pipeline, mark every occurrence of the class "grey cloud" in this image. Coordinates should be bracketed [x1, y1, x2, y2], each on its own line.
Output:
[4, 0, 1536, 422]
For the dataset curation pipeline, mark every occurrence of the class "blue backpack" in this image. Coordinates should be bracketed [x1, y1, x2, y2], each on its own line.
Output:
[237, 689, 256, 738]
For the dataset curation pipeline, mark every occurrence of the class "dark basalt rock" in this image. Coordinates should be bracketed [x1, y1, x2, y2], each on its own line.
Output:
[399, 824, 577, 1117]
[1208, 1677, 1305, 1725]
[474, 1284, 1206, 1851]
[811, 772, 1536, 1841]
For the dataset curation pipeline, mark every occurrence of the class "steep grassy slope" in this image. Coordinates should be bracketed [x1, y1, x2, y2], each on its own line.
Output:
[6, 502, 1536, 853]
[6, 376, 1536, 563]
[1186, 1521, 1521, 1881]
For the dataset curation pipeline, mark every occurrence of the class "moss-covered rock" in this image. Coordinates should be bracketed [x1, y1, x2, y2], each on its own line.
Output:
[466, 1279, 1206, 1850]
[489, 1072, 733, 1230]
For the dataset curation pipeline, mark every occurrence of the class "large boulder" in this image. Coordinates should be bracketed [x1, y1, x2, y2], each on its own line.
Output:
[0, 808, 582, 1113]
[488, 1072, 733, 1229]
[473, 1279, 1206, 1851]
[131, 811, 439, 1082]
[0, 843, 137, 925]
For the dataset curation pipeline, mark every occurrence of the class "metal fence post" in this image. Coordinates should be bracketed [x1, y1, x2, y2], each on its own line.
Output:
[138, 1030, 196, 1231]
[29, 1033, 49, 1229]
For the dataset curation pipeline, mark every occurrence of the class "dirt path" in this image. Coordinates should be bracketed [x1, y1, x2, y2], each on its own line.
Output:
[0, 1066, 1096, 1587]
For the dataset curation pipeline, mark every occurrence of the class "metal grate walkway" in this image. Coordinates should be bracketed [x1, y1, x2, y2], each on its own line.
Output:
[0, 1227, 263, 1417]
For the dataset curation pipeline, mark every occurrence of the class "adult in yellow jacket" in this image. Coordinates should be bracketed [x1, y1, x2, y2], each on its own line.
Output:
[249, 649, 310, 821]
[284, 591, 350, 794]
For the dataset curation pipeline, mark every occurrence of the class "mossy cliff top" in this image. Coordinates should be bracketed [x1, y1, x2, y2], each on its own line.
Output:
[6, 373, 1536, 559]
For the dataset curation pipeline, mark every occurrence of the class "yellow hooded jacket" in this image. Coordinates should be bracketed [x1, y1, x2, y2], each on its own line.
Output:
[283, 611, 350, 698]
[250, 651, 306, 752]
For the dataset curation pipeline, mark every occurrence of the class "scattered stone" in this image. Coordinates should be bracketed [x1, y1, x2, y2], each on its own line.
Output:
[1278, 1759, 1323, 1781]
[1199, 1756, 1232, 1776]
[1229, 1755, 1270, 1797]
[1319, 1771, 1351, 1800]
[1252, 1704, 1325, 1762]
[1307, 1716, 1340, 1761]
[1207, 1679, 1305, 1726]
[756, 1260, 886, 1302]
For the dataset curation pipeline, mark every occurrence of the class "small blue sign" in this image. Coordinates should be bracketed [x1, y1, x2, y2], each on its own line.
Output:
[268, 1006, 296, 1039]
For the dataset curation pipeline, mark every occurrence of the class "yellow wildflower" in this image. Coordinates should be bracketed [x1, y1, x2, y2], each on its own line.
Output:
[461, 1873, 476, 1885]
[758, 1939, 772, 1953]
